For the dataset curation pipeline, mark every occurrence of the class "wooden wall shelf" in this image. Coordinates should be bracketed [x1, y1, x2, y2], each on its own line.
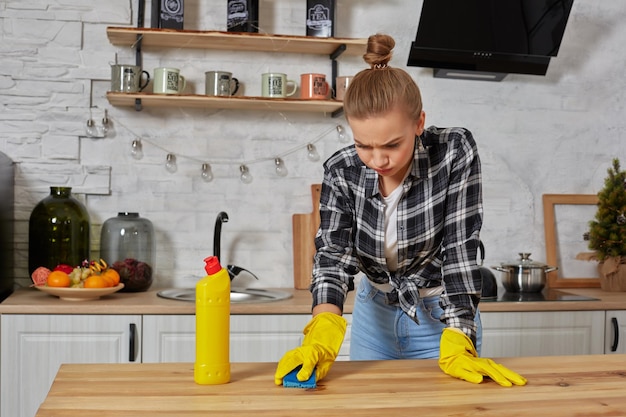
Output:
[106, 27, 368, 56]
[105, 27, 363, 116]
[106, 92, 344, 115]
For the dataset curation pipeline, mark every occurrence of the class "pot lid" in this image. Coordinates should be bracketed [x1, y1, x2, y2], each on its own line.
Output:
[501, 253, 549, 269]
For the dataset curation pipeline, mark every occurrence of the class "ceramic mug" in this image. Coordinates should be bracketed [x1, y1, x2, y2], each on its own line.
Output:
[153, 67, 186, 94]
[110, 64, 150, 93]
[300, 73, 329, 100]
[335, 75, 354, 101]
[261, 73, 297, 98]
[205, 71, 240, 96]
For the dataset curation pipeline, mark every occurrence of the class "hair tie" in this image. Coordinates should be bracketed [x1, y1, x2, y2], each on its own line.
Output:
[374, 63, 388, 69]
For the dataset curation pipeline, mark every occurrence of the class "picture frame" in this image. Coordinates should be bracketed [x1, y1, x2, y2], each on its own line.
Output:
[542, 194, 600, 288]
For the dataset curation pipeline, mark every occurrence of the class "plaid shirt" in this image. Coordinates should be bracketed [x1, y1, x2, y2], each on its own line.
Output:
[311, 126, 483, 342]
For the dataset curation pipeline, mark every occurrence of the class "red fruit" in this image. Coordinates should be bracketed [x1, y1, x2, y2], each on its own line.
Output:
[31, 267, 51, 286]
[54, 264, 74, 274]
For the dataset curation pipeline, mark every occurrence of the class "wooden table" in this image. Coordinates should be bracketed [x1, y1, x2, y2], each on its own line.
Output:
[36, 355, 626, 416]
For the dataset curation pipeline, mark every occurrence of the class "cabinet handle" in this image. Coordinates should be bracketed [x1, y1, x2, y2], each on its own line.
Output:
[611, 317, 619, 352]
[129, 323, 138, 362]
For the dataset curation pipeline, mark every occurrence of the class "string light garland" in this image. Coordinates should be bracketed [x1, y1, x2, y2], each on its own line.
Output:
[102, 28, 353, 182]
[110, 115, 351, 184]
[85, 109, 114, 138]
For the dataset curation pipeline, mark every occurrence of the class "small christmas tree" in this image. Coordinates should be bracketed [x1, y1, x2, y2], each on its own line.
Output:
[588, 158, 626, 261]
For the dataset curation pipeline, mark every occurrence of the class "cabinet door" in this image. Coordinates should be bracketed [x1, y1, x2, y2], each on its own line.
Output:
[605, 311, 626, 354]
[480, 311, 605, 358]
[142, 314, 313, 363]
[0, 314, 141, 417]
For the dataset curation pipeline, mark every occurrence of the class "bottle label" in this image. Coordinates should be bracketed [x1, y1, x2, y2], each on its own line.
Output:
[306, 2, 334, 37]
[159, 0, 184, 28]
[227, 0, 249, 30]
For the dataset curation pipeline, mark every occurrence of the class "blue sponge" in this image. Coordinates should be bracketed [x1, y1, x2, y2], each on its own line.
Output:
[283, 365, 317, 388]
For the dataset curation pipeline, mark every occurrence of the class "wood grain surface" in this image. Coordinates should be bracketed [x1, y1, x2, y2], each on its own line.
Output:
[2, 287, 625, 315]
[105, 92, 345, 114]
[292, 184, 321, 289]
[37, 355, 626, 416]
[106, 27, 368, 55]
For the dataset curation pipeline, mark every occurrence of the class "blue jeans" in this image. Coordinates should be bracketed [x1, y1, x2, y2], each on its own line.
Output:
[350, 278, 482, 360]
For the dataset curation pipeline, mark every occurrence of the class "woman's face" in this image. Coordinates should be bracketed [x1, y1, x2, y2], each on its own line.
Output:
[349, 107, 425, 183]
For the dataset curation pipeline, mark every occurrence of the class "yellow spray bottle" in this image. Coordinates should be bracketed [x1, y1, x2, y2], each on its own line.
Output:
[194, 255, 230, 385]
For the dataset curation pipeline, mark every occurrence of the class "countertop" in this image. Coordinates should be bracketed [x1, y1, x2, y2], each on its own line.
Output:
[36, 354, 626, 416]
[2, 286, 626, 315]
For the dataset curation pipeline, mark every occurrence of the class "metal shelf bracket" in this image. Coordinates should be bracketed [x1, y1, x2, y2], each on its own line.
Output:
[329, 44, 347, 101]
[134, 0, 146, 111]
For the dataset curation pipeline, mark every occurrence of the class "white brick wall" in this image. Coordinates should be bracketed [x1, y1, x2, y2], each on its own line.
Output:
[1, 0, 625, 290]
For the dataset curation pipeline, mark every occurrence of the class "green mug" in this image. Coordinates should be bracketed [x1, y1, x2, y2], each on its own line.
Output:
[153, 67, 187, 94]
[261, 73, 297, 98]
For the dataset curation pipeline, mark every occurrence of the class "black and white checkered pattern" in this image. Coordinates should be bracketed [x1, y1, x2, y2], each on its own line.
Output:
[312, 125, 483, 342]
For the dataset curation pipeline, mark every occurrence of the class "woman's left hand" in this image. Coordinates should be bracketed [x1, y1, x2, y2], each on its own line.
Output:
[438, 328, 527, 387]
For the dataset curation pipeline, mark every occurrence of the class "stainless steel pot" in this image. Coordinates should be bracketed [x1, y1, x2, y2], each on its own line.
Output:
[492, 253, 558, 293]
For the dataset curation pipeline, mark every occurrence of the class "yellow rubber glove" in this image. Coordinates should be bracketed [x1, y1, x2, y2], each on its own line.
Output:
[438, 328, 527, 387]
[274, 312, 347, 385]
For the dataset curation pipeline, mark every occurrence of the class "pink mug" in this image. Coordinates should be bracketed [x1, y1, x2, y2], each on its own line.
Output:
[300, 73, 329, 99]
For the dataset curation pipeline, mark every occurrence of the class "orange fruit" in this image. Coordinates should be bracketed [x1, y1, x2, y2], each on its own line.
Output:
[101, 269, 120, 287]
[47, 270, 71, 287]
[99, 274, 115, 287]
[83, 275, 108, 288]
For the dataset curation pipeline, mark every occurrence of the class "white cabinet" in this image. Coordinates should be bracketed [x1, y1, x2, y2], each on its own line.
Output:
[142, 314, 352, 363]
[605, 311, 626, 354]
[142, 314, 312, 363]
[480, 311, 605, 358]
[0, 314, 141, 417]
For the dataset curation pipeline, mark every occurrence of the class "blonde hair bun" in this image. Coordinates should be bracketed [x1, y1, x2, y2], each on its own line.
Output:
[363, 33, 395, 69]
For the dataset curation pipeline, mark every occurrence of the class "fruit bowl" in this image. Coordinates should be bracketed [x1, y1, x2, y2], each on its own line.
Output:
[33, 284, 125, 301]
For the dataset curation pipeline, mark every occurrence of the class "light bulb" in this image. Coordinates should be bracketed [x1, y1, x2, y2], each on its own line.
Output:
[274, 158, 288, 177]
[201, 163, 214, 182]
[131, 139, 144, 160]
[85, 118, 98, 137]
[306, 143, 320, 162]
[165, 154, 177, 173]
[239, 164, 253, 184]
[101, 109, 115, 138]
[336, 125, 350, 143]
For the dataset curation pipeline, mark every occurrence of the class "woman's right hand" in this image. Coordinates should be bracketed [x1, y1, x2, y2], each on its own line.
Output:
[274, 312, 347, 385]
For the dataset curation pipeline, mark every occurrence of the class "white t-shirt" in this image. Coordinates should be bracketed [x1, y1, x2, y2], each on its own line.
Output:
[367, 182, 403, 293]
[371, 170, 444, 298]
[383, 184, 403, 272]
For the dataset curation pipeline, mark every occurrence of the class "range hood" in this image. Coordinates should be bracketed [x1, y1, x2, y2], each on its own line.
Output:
[407, 0, 575, 81]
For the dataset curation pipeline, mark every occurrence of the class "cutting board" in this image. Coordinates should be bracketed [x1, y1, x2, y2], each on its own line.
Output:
[292, 184, 321, 289]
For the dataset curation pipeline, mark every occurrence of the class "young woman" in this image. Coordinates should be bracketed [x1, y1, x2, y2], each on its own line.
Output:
[275, 34, 526, 387]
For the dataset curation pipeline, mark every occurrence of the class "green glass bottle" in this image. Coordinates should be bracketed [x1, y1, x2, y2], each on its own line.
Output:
[28, 187, 90, 275]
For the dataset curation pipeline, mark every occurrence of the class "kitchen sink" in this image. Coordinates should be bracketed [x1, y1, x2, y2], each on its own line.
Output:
[156, 287, 292, 304]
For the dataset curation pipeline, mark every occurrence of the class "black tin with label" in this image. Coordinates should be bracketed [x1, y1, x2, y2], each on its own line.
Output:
[306, 0, 335, 37]
[227, 0, 259, 33]
[151, 0, 184, 30]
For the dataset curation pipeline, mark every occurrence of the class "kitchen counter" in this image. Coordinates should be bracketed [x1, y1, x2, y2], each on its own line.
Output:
[1, 286, 626, 314]
[36, 354, 626, 416]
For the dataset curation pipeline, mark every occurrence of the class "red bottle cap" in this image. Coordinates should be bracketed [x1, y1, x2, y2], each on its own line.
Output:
[203, 256, 223, 275]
